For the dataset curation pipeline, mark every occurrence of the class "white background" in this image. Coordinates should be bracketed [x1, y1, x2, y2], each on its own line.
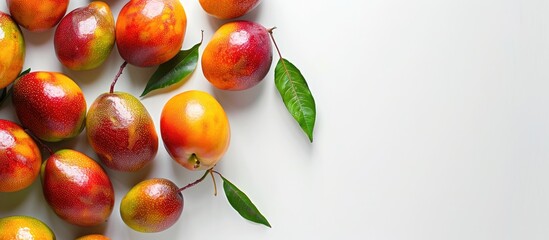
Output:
[1, 0, 549, 239]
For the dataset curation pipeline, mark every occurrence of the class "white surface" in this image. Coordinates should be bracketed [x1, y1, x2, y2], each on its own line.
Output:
[1, 0, 549, 239]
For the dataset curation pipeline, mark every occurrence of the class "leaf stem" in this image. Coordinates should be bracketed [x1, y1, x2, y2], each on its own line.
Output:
[110, 61, 128, 93]
[178, 169, 211, 192]
[211, 170, 224, 178]
[268, 27, 283, 60]
[210, 170, 218, 196]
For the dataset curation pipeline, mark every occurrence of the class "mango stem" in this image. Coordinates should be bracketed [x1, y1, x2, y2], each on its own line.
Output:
[267, 27, 284, 60]
[210, 170, 218, 196]
[110, 61, 128, 93]
[178, 169, 211, 192]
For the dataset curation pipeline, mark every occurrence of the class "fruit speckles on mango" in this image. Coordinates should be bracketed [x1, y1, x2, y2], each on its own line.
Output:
[12, 72, 87, 142]
[7, 0, 69, 31]
[120, 178, 183, 233]
[0, 119, 41, 192]
[0, 12, 25, 89]
[116, 0, 187, 67]
[54, 1, 115, 71]
[199, 0, 261, 19]
[86, 92, 158, 172]
[0, 216, 55, 240]
[202, 21, 272, 90]
[161, 90, 230, 171]
[42, 149, 114, 227]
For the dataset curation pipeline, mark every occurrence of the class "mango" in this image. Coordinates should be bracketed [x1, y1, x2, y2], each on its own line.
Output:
[199, 0, 261, 19]
[86, 92, 158, 172]
[6, 0, 69, 31]
[41, 149, 115, 227]
[116, 0, 187, 67]
[161, 90, 230, 170]
[0, 119, 41, 192]
[202, 21, 272, 90]
[0, 11, 24, 89]
[54, 1, 115, 71]
[120, 178, 183, 233]
[11, 72, 87, 142]
[0, 216, 55, 240]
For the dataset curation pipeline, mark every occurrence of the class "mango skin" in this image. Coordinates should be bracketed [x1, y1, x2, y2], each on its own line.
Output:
[116, 0, 187, 67]
[54, 2, 115, 71]
[0, 12, 25, 89]
[0, 119, 41, 192]
[199, 0, 260, 19]
[0, 216, 56, 240]
[75, 234, 110, 240]
[42, 149, 115, 227]
[120, 178, 183, 233]
[12, 72, 87, 142]
[160, 90, 230, 171]
[86, 92, 158, 172]
[6, 0, 69, 32]
[202, 21, 272, 90]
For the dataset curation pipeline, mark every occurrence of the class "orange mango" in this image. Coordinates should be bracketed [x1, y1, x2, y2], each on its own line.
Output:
[199, 0, 261, 19]
[0, 216, 55, 239]
[160, 90, 230, 171]
[0, 12, 25, 89]
[7, 0, 69, 31]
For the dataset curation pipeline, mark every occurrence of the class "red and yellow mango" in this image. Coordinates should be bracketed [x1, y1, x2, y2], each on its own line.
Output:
[86, 92, 158, 172]
[12, 72, 87, 142]
[54, 1, 115, 71]
[120, 178, 183, 233]
[41, 149, 115, 227]
[0, 119, 41, 192]
[202, 21, 273, 90]
[116, 0, 187, 67]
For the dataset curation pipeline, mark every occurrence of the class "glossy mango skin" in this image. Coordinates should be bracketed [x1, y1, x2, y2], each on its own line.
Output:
[54, 2, 115, 71]
[75, 234, 110, 240]
[12, 72, 87, 142]
[116, 0, 187, 67]
[0, 216, 56, 240]
[120, 178, 183, 233]
[160, 90, 230, 171]
[42, 149, 115, 227]
[199, 0, 260, 19]
[0, 119, 41, 192]
[202, 21, 272, 90]
[6, 0, 69, 32]
[86, 92, 158, 172]
[0, 12, 25, 89]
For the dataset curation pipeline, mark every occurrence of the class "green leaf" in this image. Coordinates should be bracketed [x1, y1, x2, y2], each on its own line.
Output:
[221, 176, 271, 228]
[17, 68, 31, 78]
[140, 36, 202, 97]
[0, 68, 30, 107]
[274, 58, 316, 142]
[0, 88, 9, 106]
